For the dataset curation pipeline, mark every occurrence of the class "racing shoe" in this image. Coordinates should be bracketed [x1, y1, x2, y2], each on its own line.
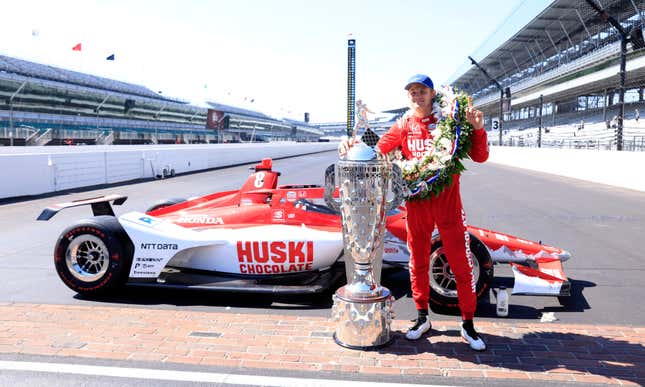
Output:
[405, 316, 431, 340]
[461, 320, 486, 351]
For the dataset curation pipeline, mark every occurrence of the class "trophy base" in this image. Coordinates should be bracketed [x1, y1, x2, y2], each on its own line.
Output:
[331, 286, 394, 350]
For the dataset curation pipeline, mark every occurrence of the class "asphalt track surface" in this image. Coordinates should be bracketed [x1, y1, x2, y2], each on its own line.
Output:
[1, 150, 645, 326]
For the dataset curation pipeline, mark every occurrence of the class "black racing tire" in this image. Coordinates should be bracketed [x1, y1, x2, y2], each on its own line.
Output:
[145, 197, 186, 213]
[54, 216, 133, 296]
[428, 233, 494, 309]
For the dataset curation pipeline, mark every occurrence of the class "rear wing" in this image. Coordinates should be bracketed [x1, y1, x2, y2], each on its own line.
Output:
[36, 194, 128, 221]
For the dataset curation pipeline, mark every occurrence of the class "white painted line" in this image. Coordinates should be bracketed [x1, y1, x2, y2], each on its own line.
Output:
[0, 360, 460, 387]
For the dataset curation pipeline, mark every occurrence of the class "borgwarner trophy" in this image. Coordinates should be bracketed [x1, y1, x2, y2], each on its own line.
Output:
[325, 101, 404, 349]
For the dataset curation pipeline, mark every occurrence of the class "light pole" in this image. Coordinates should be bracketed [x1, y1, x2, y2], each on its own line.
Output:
[468, 56, 505, 146]
[584, 0, 639, 150]
[538, 94, 543, 148]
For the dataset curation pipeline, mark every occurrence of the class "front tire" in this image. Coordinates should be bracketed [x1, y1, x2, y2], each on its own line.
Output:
[429, 233, 494, 309]
[54, 216, 133, 296]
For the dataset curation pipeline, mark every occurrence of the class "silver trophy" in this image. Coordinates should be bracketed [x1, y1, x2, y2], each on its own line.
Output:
[324, 101, 403, 349]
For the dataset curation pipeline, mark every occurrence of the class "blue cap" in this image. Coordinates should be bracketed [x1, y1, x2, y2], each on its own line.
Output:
[404, 74, 434, 90]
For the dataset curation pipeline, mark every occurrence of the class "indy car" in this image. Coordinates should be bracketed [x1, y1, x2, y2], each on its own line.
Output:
[38, 158, 572, 308]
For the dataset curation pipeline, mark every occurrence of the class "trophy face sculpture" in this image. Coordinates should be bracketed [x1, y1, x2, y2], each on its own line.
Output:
[325, 101, 403, 349]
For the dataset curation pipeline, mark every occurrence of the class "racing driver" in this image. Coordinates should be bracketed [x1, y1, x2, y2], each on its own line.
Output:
[339, 74, 489, 351]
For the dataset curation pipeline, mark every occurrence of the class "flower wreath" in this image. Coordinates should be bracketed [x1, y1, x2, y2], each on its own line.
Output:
[392, 86, 476, 200]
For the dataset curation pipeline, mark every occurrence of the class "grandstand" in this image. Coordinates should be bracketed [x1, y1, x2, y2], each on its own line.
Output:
[207, 102, 323, 142]
[0, 55, 323, 146]
[448, 0, 645, 151]
[316, 114, 399, 139]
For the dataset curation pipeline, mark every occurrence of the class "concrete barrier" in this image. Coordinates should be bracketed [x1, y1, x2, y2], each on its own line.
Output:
[487, 146, 645, 193]
[3, 143, 643, 199]
[0, 143, 338, 199]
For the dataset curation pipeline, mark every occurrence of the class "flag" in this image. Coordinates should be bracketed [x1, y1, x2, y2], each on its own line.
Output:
[72, 43, 82, 51]
[106, 54, 115, 61]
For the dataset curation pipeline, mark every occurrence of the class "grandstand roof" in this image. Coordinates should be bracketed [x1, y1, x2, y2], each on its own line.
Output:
[205, 101, 275, 120]
[0, 54, 185, 104]
[450, 0, 637, 94]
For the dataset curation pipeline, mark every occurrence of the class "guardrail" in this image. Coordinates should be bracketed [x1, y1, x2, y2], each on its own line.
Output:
[0, 142, 338, 199]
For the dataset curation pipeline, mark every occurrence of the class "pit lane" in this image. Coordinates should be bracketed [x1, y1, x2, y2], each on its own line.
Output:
[1, 150, 644, 326]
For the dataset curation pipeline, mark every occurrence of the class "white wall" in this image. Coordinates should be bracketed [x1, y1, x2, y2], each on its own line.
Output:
[0, 143, 338, 199]
[488, 146, 645, 193]
[3, 144, 643, 199]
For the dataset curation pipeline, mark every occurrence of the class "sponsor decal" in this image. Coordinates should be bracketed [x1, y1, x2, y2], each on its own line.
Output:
[237, 241, 314, 274]
[138, 216, 160, 225]
[135, 257, 164, 262]
[286, 191, 297, 202]
[384, 247, 399, 254]
[239, 262, 312, 274]
[134, 263, 156, 269]
[298, 191, 307, 198]
[140, 242, 178, 250]
[133, 271, 156, 276]
[287, 213, 296, 219]
[272, 210, 284, 219]
[461, 209, 477, 293]
[407, 138, 434, 155]
[240, 198, 252, 206]
[177, 215, 224, 224]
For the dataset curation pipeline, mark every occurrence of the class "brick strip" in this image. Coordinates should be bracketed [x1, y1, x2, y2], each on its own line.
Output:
[0, 303, 643, 385]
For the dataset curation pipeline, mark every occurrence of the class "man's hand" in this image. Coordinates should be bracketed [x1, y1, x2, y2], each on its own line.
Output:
[338, 135, 360, 156]
[465, 96, 484, 130]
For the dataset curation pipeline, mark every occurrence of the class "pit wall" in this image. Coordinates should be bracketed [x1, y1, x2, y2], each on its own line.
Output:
[0, 142, 338, 199]
[487, 146, 645, 193]
[2, 143, 643, 200]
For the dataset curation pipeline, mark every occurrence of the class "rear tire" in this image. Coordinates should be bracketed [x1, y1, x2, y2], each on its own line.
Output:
[54, 216, 133, 296]
[428, 233, 494, 309]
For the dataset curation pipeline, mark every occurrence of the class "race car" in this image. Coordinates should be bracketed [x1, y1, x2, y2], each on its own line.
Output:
[38, 158, 572, 308]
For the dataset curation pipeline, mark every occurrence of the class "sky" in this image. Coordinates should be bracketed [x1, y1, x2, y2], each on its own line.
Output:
[0, 0, 552, 122]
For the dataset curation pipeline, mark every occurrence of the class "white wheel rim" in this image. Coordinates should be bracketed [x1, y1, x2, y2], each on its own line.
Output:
[66, 234, 110, 282]
[429, 246, 480, 298]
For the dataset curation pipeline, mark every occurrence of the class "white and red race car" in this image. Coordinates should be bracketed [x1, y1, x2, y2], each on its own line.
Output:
[38, 158, 571, 308]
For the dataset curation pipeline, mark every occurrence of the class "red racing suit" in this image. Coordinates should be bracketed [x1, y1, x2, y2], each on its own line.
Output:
[376, 114, 489, 320]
